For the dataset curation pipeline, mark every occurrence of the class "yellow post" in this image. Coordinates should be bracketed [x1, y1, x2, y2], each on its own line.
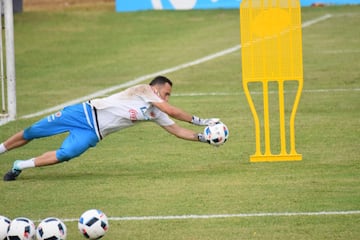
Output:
[240, 0, 303, 162]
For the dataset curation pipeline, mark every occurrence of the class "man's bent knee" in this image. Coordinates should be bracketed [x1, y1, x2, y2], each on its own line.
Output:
[56, 148, 82, 162]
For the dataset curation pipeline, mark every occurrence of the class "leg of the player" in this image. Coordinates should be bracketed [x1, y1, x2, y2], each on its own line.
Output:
[3, 150, 60, 181]
[0, 130, 30, 153]
[3, 103, 99, 181]
[33, 151, 59, 167]
[12, 151, 59, 170]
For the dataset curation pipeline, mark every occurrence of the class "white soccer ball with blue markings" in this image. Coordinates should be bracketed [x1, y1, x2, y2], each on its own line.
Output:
[204, 121, 229, 146]
[36, 217, 67, 240]
[6, 217, 36, 240]
[78, 209, 109, 239]
[0, 215, 11, 240]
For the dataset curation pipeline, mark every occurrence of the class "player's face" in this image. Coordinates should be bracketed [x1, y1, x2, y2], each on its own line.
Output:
[157, 83, 172, 102]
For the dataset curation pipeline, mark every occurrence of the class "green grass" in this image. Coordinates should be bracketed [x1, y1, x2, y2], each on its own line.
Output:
[1, 5, 360, 240]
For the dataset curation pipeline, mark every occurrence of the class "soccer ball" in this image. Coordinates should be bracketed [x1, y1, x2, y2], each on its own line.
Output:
[0, 216, 11, 240]
[36, 217, 67, 240]
[78, 209, 109, 239]
[204, 121, 229, 146]
[6, 217, 36, 240]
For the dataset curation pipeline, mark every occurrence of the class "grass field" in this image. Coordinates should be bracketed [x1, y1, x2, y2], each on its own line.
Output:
[0, 4, 359, 240]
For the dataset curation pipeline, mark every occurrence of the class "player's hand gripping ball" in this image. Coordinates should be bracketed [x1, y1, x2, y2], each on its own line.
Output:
[204, 121, 229, 146]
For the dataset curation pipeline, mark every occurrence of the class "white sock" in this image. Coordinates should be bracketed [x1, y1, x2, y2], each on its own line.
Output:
[0, 143, 7, 154]
[15, 158, 36, 170]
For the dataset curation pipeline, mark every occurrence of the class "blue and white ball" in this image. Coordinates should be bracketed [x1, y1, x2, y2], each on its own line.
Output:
[204, 121, 229, 146]
[0, 216, 11, 240]
[78, 209, 109, 239]
[6, 217, 36, 240]
[36, 217, 67, 240]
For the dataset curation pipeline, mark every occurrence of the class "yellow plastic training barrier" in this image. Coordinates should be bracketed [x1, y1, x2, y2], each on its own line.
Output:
[240, 0, 303, 162]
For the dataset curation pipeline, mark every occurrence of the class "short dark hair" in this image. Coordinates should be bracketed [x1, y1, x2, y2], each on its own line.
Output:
[149, 76, 173, 86]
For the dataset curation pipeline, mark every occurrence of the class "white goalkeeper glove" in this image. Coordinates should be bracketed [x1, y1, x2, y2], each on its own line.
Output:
[198, 133, 220, 147]
[191, 116, 220, 126]
[197, 133, 210, 144]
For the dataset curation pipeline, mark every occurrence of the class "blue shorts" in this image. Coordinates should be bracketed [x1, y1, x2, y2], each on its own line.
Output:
[23, 103, 100, 162]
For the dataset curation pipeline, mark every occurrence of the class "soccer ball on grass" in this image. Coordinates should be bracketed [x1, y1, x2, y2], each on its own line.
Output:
[78, 209, 109, 239]
[204, 121, 229, 146]
[6, 217, 36, 240]
[36, 217, 67, 240]
[0, 215, 11, 240]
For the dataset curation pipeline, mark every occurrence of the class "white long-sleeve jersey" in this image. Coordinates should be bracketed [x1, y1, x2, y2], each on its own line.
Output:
[90, 84, 175, 138]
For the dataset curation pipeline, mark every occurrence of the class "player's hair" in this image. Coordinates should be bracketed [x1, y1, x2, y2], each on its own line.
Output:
[149, 76, 173, 87]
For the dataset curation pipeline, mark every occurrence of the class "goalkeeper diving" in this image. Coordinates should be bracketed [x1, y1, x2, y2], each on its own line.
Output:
[0, 76, 219, 181]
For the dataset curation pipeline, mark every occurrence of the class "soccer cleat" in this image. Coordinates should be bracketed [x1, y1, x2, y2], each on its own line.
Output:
[3, 160, 22, 181]
[3, 169, 22, 181]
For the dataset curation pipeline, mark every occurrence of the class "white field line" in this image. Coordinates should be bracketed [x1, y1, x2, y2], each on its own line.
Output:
[20, 14, 332, 120]
[58, 210, 360, 222]
[301, 14, 332, 28]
